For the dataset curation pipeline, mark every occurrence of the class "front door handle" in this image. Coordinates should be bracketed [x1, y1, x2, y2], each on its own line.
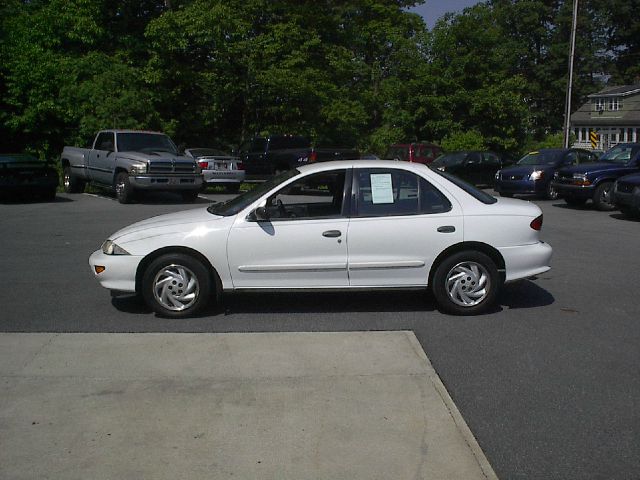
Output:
[437, 226, 456, 233]
[322, 230, 342, 238]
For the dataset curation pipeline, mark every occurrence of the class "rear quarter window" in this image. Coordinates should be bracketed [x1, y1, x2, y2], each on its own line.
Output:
[432, 169, 497, 204]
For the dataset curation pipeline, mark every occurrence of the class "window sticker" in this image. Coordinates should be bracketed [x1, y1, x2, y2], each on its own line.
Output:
[370, 173, 394, 204]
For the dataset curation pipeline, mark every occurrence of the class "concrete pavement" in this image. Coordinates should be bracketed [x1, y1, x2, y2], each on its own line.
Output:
[0, 331, 497, 479]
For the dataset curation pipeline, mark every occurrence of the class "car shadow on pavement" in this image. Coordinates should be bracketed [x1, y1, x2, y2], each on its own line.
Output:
[495, 280, 555, 311]
[609, 212, 640, 222]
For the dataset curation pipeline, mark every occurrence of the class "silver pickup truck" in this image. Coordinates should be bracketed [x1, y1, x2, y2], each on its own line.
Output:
[61, 130, 203, 203]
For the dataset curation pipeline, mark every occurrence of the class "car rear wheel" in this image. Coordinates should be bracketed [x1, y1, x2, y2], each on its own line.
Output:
[142, 253, 212, 318]
[63, 166, 85, 193]
[432, 251, 499, 315]
[593, 182, 615, 211]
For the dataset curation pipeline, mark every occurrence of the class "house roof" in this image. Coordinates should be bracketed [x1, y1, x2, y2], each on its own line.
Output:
[587, 84, 640, 98]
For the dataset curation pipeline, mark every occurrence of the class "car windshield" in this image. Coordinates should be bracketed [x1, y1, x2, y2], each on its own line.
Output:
[517, 151, 562, 166]
[118, 133, 178, 154]
[431, 169, 497, 204]
[598, 145, 640, 164]
[207, 169, 300, 216]
[431, 152, 469, 167]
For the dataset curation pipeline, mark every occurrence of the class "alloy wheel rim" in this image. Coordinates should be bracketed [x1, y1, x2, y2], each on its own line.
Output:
[152, 264, 199, 311]
[445, 261, 490, 307]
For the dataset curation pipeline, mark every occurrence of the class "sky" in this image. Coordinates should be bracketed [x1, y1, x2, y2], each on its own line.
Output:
[408, 0, 481, 28]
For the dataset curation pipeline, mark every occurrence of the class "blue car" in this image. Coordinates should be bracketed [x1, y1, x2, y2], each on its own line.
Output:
[495, 149, 597, 200]
[552, 143, 640, 210]
[613, 172, 640, 218]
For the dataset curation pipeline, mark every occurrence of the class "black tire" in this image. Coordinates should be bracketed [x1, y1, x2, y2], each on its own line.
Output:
[565, 197, 587, 207]
[499, 192, 513, 198]
[225, 183, 241, 194]
[431, 250, 500, 315]
[115, 171, 135, 204]
[593, 182, 615, 211]
[141, 253, 213, 318]
[181, 190, 200, 202]
[63, 166, 85, 193]
[545, 181, 559, 200]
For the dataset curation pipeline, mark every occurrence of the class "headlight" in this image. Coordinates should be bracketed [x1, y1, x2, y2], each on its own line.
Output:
[101, 240, 130, 255]
[129, 163, 147, 175]
[529, 170, 544, 181]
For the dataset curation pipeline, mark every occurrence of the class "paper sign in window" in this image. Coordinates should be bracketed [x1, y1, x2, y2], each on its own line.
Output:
[370, 174, 394, 204]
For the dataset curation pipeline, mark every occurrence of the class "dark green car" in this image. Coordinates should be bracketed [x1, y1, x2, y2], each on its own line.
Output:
[0, 153, 59, 201]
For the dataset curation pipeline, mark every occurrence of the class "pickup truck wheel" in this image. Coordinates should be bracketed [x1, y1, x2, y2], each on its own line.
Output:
[431, 251, 499, 316]
[142, 254, 211, 318]
[115, 172, 135, 204]
[593, 182, 615, 211]
[181, 190, 199, 202]
[63, 166, 85, 193]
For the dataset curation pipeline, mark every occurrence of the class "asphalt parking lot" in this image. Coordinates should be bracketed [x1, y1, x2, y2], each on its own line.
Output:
[1, 188, 639, 479]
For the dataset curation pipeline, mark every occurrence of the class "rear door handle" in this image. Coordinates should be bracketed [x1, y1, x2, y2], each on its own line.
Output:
[322, 230, 342, 238]
[437, 226, 456, 233]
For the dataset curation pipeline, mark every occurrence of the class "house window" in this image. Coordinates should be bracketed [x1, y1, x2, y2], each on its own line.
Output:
[608, 97, 621, 111]
[594, 98, 606, 111]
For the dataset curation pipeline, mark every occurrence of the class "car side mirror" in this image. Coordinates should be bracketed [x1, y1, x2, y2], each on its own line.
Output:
[248, 206, 270, 222]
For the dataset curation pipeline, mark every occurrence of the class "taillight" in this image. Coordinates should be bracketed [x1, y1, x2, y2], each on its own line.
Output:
[530, 214, 543, 231]
[198, 160, 208, 170]
[309, 151, 318, 163]
[237, 162, 244, 170]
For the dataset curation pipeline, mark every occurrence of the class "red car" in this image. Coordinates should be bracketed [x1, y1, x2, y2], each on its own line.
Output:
[385, 142, 442, 165]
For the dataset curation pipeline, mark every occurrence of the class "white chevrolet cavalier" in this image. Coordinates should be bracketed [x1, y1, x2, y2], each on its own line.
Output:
[89, 160, 552, 317]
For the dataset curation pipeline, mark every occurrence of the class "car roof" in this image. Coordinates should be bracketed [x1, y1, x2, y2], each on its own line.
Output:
[297, 159, 431, 174]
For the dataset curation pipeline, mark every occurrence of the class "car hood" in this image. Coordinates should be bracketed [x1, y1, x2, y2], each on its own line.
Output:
[558, 162, 627, 175]
[110, 207, 224, 243]
[500, 164, 554, 175]
[119, 151, 195, 163]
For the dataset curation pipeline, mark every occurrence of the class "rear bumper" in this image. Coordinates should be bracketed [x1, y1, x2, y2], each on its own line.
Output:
[498, 241, 552, 282]
[203, 169, 245, 184]
[130, 175, 203, 191]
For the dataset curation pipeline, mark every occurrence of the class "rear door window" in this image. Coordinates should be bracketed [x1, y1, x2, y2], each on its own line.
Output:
[354, 168, 451, 217]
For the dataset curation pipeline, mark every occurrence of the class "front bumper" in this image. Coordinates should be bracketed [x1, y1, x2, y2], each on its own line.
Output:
[129, 175, 203, 191]
[89, 249, 144, 293]
[614, 190, 640, 209]
[551, 182, 594, 199]
[495, 179, 546, 195]
[498, 241, 552, 282]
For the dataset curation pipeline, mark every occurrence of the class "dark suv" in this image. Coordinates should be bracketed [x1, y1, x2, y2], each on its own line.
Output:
[552, 143, 640, 210]
[613, 173, 640, 217]
[495, 148, 597, 200]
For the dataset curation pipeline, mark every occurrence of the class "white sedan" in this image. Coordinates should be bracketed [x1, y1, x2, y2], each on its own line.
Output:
[89, 160, 552, 317]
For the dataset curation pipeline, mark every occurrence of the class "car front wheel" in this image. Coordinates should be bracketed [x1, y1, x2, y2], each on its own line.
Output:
[432, 251, 499, 315]
[142, 253, 212, 318]
[593, 182, 615, 211]
[115, 172, 135, 204]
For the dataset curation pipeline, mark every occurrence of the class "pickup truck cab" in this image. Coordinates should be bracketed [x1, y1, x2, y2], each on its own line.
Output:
[552, 143, 640, 210]
[239, 135, 358, 177]
[61, 130, 203, 203]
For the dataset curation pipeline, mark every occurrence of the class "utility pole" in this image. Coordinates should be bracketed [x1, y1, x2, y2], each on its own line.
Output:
[563, 0, 579, 148]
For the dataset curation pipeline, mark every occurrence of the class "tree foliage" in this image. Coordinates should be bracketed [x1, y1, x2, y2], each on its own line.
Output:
[0, 0, 636, 159]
